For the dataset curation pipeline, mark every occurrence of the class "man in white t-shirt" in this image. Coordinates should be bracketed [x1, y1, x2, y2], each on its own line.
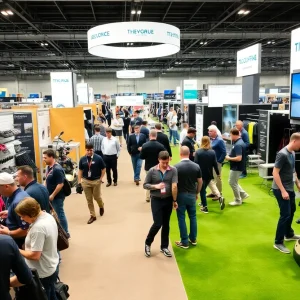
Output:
[180, 122, 189, 145]
[170, 110, 179, 145]
[166, 107, 174, 143]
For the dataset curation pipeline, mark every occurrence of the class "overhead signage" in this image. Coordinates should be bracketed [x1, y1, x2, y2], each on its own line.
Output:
[116, 70, 145, 79]
[176, 86, 181, 100]
[116, 95, 143, 106]
[208, 85, 242, 107]
[236, 43, 261, 77]
[88, 21, 180, 59]
[50, 72, 77, 108]
[183, 80, 197, 103]
[291, 27, 300, 73]
[164, 90, 176, 100]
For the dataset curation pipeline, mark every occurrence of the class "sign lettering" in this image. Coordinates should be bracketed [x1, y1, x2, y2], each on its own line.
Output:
[91, 31, 110, 40]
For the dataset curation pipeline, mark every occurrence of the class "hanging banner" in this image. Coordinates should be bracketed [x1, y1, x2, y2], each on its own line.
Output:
[196, 104, 203, 141]
[37, 109, 51, 147]
[184, 80, 197, 103]
[291, 27, 300, 73]
[13, 112, 35, 162]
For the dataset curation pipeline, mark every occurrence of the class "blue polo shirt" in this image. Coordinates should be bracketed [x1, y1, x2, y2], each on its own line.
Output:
[211, 136, 226, 163]
[229, 138, 246, 171]
[45, 164, 65, 199]
[79, 154, 106, 181]
[241, 128, 250, 148]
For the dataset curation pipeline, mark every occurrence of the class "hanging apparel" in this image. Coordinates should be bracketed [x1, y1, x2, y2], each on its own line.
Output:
[248, 122, 255, 144]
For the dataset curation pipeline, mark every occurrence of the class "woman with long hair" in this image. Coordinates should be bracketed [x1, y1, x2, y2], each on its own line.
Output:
[194, 136, 224, 213]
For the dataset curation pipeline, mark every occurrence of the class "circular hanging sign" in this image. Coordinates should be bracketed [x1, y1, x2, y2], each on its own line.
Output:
[116, 70, 145, 78]
[88, 22, 180, 59]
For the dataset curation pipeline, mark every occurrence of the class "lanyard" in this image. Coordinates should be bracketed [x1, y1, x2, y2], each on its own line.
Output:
[159, 170, 167, 182]
[87, 156, 93, 171]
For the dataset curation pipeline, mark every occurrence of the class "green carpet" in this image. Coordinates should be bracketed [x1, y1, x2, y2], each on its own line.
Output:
[169, 146, 300, 300]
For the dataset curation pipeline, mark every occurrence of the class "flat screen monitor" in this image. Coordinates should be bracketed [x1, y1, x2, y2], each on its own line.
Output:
[290, 72, 300, 119]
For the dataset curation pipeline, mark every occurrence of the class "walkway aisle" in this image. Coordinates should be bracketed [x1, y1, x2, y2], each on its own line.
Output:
[60, 149, 187, 300]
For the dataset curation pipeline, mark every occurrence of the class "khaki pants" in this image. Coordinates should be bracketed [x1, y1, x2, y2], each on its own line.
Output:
[145, 171, 150, 201]
[82, 178, 104, 217]
[208, 162, 222, 197]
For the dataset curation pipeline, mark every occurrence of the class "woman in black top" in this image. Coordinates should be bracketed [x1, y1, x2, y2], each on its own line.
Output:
[194, 136, 221, 213]
[122, 109, 131, 142]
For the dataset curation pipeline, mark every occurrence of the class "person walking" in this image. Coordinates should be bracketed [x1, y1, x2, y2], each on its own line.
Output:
[194, 136, 225, 213]
[174, 146, 202, 248]
[181, 127, 197, 161]
[89, 125, 104, 157]
[235, 120, 250, 178]
[225, 128, 249, 206]
[77, 143, 106, 224]
[127, 125, 147, 185]
[272, 133, 300, 254]
[140, 121, 150, 140]
[143, 151, 178, 258]
[207, 125, 227, 201]
[140, 129, 165, 201]
[16, 165, 50, 213]
[166, 107, 174, 143]
[155, 123, 172, 158]
[180, 122, 189, 145]
[122, 109, 131, 142]
[42, 149, 70, 237]
[111, 113, 124, 147]
[129, 111, 143, 134]
[169, 110, 179, 145]
[101, 128, 120, 187]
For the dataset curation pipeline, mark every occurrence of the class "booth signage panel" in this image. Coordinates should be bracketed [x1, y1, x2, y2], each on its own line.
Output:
[116, 95, 143, 106]
[184, 80, 197, 103]
[208, 85, 242, 107]
[176, 86, 181, 100]
[291, 27, 300, 73]
[51, 72, 75, 108]
[258, 110, 269, 163]
[37, 110, 51, 147]
[77, 83, 89, 104]
[236, 43, 261, 77]
[196, 104, 203, 141]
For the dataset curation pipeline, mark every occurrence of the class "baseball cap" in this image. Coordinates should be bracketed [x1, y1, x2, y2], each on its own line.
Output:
[187, 127, 197, 134]
[0, 172, 15, 185]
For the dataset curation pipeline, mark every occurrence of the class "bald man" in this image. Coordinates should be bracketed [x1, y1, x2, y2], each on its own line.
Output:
[174, 146, 202, 248]
[235, 120, 250, 178]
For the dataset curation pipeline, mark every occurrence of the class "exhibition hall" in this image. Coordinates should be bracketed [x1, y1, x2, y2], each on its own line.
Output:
[0, 1, 300, 300]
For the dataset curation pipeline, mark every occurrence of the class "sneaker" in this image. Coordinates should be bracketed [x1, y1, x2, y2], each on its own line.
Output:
[296, 219, 300, 224]
[198, 202, 203, 207]
[175, 241, 189, 249]
[160, 248, 172, 257]
[229, 201, 242, 206]
[145, 244, 151, 257]
[219, 197, 225, 210]
[189, 239, 197, 246]
[200, 206, 209, 213]
[146, 199, 150, 203]
[284, 235, 300, 241]
[241, 194, 250, 201]
[273, 243, 291, 254]
[239, 174, 247, 179]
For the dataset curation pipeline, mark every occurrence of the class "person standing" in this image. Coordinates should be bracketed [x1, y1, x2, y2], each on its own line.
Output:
[122, 109, 131, 142]
[127, 125, 147, 185]
[89, 125, 104, 157]
[129, 111, 143, 134]
[143, 151, 178, 258]
[77, 143, 106, 224]
[207, 125, 227, 201]
[272, 133, 300, 254]
[166, 107, 174, 143]
[111, 113, 124, 147]
[101, 128, 120, 187]
[174, 146, 202, 248]
[43, 149, 69, 236]
[194, 136, 224, 213]
[181, 127, 197, 161]
[225, 128, 249, 206]
[0, 173, 29, 249]
[106, 108, 112, 127]
[169, 110, 179, 145]
[16, 165, 50, 213]
[235, 120, 250, 178]
[140, 130, 165, 201]
[211, 121, 222, 138]
[140, 121, 150, 140]
[180, 122, 189, 145]
[155, 123, 172, 158]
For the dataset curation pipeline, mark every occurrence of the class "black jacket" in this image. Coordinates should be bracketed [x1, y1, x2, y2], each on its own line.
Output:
[140, 140, 165, 171]
[182, 136, 195, 161]
[127, 133, 147, 155]
[194, 149, 219, 181]
[156, 132, 172, 157]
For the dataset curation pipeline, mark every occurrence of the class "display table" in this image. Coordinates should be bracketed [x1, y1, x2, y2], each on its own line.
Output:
[258, 163, 274, 189]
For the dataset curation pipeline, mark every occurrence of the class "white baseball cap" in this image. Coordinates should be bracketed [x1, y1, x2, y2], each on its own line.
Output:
[0, 172, 15, 185]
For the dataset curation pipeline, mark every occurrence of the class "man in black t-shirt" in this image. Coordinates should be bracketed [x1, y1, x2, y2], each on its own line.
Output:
[174, 146, 202, 248]
[225, 128, 249, 206]
[129, 111, 143, 133]
[78, 143, 106, 224]
[181, 127, 197, 161]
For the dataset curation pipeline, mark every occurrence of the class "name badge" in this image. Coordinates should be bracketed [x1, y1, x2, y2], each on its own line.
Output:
[88, 171, 91, 178]
[161, 187, 166, 194]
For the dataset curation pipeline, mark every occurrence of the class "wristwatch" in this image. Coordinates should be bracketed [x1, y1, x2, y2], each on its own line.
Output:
[173, 200, 177, 202]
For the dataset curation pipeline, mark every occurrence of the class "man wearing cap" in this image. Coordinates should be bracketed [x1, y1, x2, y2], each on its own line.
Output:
[0, 172, 29, 249]
[181, 128, 197, 161]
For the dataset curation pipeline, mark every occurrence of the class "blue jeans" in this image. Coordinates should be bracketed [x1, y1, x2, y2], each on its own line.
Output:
[40, 269, 58, 300]
[200, 180, 209, 207]
[52, 197, 69, 234]
[131, 154, 142, 181]
[169, 129, 179, 145]
[273, 189, 296, 244]
[176, 193, 197, 245]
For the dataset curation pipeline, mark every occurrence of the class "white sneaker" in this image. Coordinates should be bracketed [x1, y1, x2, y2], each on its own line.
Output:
[241, 194, 249, 201]
[229, 201, 242, 206]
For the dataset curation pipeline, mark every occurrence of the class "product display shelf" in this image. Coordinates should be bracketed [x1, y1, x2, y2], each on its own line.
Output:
[248, 154, 265, 168]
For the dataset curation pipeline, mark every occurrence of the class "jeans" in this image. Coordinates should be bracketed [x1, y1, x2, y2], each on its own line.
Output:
[123, 129, 129, 142]
[273, 189, 296, 244]
[169, 129, 179, 145]
[145, 196, 173, 249]
[52, 197, 69, 234]
[228, 170, 247, 202]
[40, 270, 58, 300]
[176, 193, 197, 245]
[200, 180, 209, 207]
[131, 154, 142, 181]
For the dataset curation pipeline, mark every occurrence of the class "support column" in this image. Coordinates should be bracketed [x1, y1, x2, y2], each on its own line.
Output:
[242, 74, 260, 104]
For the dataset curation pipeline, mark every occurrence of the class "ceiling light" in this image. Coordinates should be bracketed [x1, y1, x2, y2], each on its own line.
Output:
[200, 42, 204, 45]
[137, 10, 141, 15]
[238, 10, 245, 15]
[244, 10, 250, 15]
[8, 64, 14, 67]
[267, 41, 271, 44]
[175, 61, 179, 64]
[1, 11, 8, 16]
[178, 61, 182, 65]
[41, 43, 44, 46]
[44, 43, 48, 46]
[272, 65, 275, 68]
[228, 60, 232, 63]
[162, 72, 166, 75]
[131, 10, 136, 14]
[221, 62, 224, 64]
[131, 43, 134, 46]
[7, 10, 13, 15]
[204, 42, 208, 45]
[272, 41, 275, 44]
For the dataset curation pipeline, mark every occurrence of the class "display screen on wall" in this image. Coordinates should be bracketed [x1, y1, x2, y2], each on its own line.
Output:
[290, 72, 300, 119]
[222, 105, 237, 135]
[208, 85, 242, 107]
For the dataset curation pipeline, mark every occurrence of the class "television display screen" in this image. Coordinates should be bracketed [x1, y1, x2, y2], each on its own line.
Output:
[290, 73, 300, 119]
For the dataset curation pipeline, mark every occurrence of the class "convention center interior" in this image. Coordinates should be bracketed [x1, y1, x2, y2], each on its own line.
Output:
[0, 0, 300, 299]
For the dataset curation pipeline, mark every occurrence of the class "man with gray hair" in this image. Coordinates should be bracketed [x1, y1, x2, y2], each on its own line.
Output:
[140, 129, 165, 202]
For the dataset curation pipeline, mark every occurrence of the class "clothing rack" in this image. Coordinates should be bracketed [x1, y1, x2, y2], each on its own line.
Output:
[245, 118, 259, 122]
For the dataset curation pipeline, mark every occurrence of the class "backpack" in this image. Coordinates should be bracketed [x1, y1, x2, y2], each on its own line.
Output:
[62, 178, 72, 197]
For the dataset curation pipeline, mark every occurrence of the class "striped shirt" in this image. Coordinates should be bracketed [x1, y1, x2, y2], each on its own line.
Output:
[89, 134, 104, 152]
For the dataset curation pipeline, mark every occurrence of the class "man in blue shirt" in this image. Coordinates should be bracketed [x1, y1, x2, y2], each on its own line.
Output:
[0, 173, 29, 249]
[236, 120, 250, 178]
[0, 235, 33, 300]
[140, 121, 150, 140]
[129, 111, 143, 133]
[225, 128, 249, 206]
[207, 125, 227, 200]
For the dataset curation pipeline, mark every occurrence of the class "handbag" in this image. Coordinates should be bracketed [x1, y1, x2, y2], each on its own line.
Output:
[15, 269, 48, 300]
[55, 277, 70, 300]
[49, 202, 69, 251]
